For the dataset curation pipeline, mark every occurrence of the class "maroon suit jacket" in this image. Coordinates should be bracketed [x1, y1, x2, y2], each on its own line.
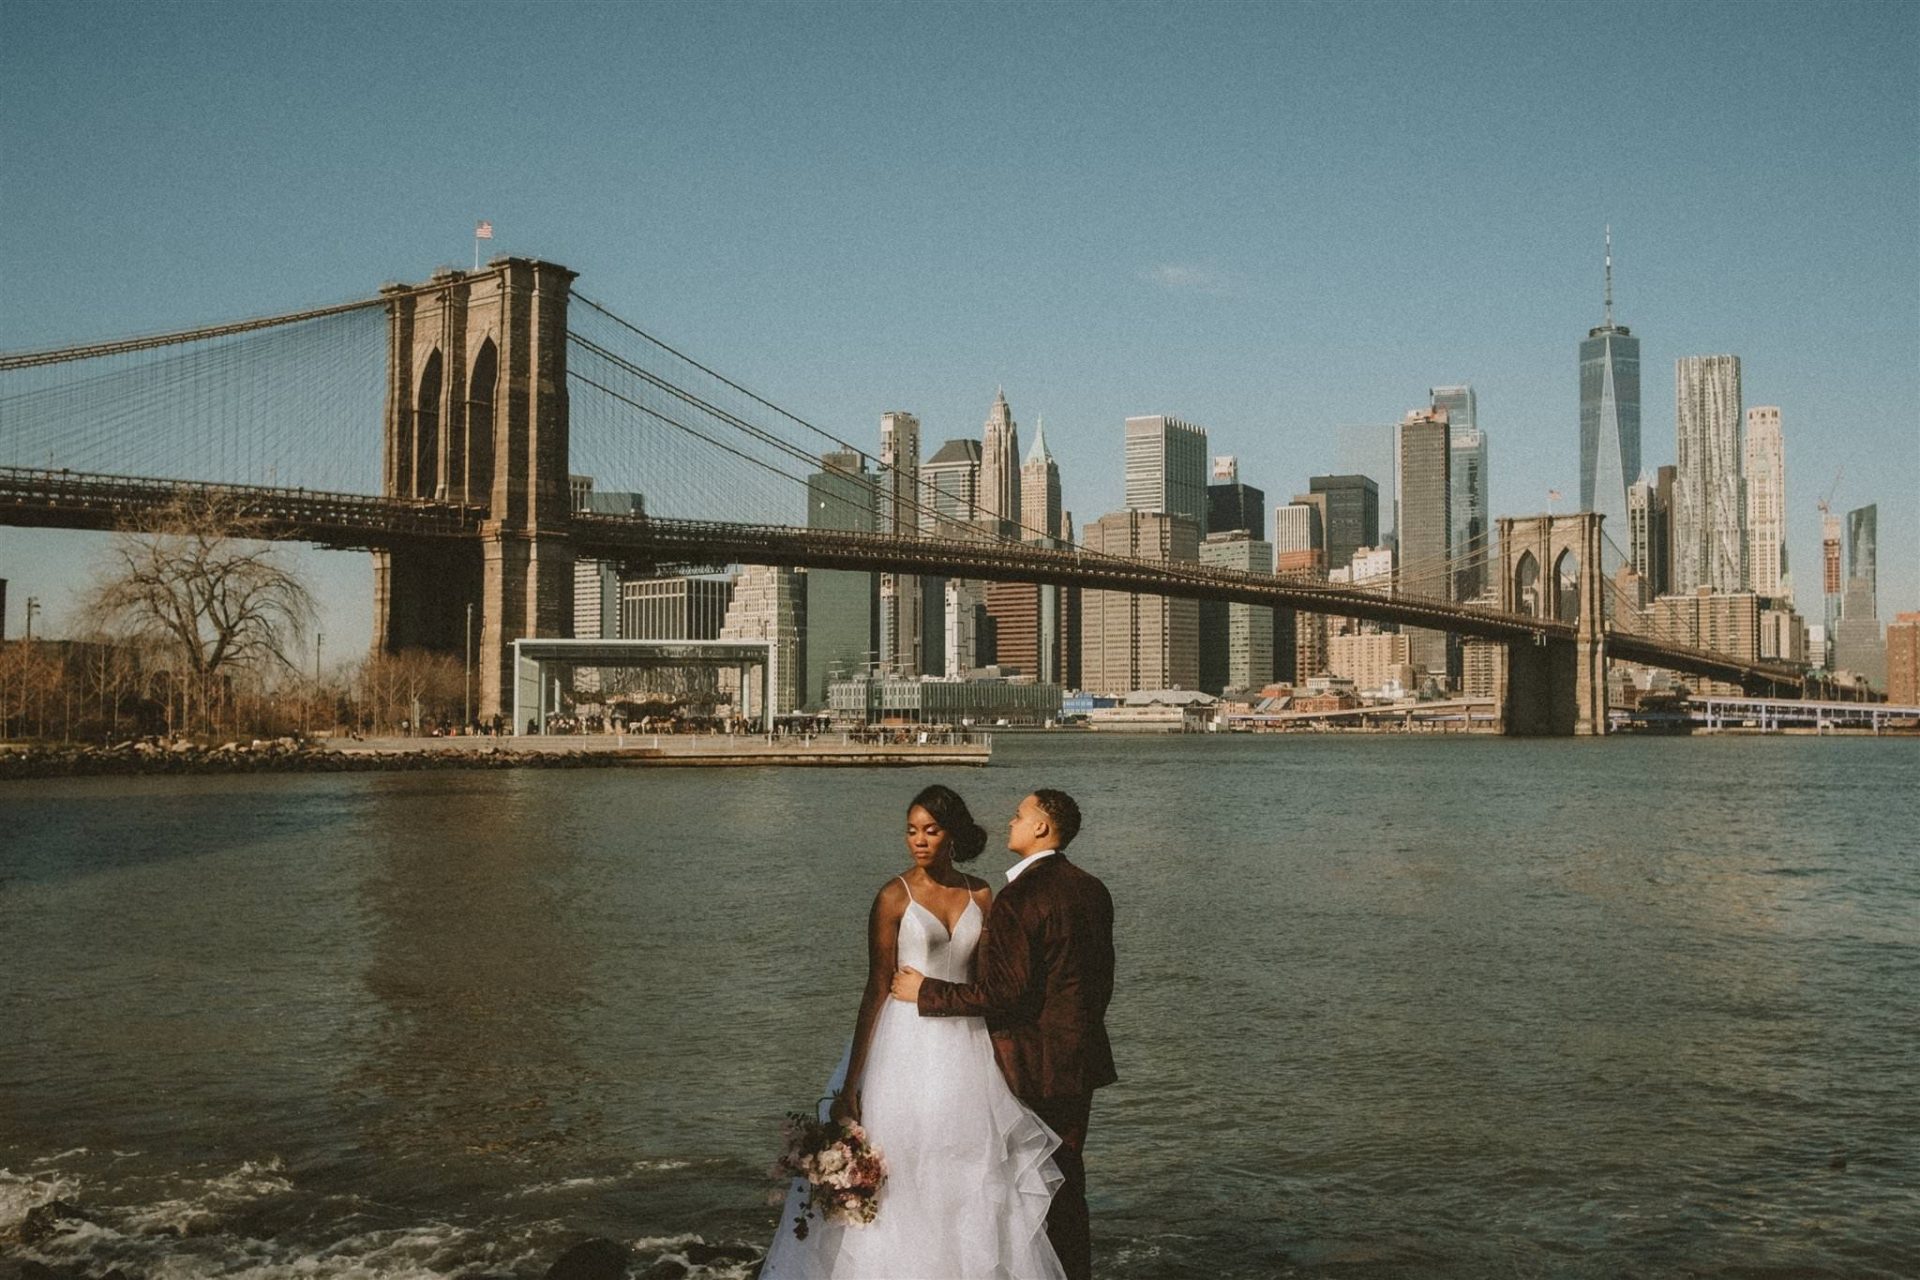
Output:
[917, 852, 1116, 1102]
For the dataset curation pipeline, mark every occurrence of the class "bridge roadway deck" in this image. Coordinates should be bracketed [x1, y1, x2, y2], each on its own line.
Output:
[0, 467, 1812, 692]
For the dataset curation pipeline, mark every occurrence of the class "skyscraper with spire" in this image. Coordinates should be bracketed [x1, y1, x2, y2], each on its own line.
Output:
[1579, 228, 1641, 563]
[1020, 415, 1062, 542]
[979, 388, 1021, 539]
[988, 414, 1067, 683]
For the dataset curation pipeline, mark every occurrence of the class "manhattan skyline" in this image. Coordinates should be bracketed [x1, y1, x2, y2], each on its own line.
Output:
[1, 0, 1913, 655]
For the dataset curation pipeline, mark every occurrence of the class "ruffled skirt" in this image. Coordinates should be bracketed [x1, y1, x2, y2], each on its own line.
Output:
[762, 1000, 1066, 1279]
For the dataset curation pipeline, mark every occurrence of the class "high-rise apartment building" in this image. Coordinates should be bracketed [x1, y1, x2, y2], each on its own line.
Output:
[1759, 603, 1808, 666]
[1745, 406, 1788, 600]
[1060, 511, 1081, 689]
[1627, 467, 1675, 600]
[1080, 509, 1201, 694]
[1579, 231, 1642, 565]
[720, 565, 806, 715]
[1123, 415, 1208, 525]
[1306, 475, 1380, 577]
[920, 438, 982, 534]
[941, 578, 986, 677]
[1198, 532, 1275, 694]
[877, 411, 922, 675]
[1439, 388, 1489, 602]
[1276, 497, 1329, 680]
[979, 389, 1021, 539]
[982, 580, 1035, 678]
[1019, 416, 1062, 542]
[1328, 632, 1413, 696]
[1397, 406, 1453, 678]
[1348, 545, 1394, 587]
[1674, 355, 1745, 594]
[1650, 589, 1761, 692]
[804, 450, 878, 707]
[1887, 613, 1919, 706]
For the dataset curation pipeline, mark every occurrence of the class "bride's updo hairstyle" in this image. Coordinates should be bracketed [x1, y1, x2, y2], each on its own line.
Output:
[908, 784, 989, 863]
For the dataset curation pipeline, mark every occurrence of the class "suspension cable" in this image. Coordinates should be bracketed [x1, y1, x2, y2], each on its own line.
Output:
[0, 273, 505, 372]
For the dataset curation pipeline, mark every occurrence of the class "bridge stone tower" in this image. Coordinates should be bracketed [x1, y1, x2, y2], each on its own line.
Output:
[374, 258, 577, 723]
[1497, 512, 1608, 736]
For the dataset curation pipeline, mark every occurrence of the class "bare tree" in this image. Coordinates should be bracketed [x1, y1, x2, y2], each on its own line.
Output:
[0, 640, 62, 739]
[68, 628, 148, 740]
[84, 492, 316, 735]
[355, 649, 464, 735]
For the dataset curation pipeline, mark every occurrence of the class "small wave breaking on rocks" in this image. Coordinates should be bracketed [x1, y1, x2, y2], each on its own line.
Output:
[0, 1154, 765, 1280]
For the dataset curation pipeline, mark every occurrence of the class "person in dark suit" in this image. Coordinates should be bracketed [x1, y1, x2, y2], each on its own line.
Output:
[891, 788, 1115, 1280]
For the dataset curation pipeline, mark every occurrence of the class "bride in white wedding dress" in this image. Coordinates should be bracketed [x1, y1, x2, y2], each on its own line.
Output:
[761, 785, 1066, 1280]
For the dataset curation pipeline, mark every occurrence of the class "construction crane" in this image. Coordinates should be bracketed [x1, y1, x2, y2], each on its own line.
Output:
[1817, 468, 1844, 603]
[1815, 467, 1843, 518]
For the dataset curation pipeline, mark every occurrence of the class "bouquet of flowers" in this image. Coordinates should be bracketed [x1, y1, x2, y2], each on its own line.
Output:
[771, 1104, 888, 1239]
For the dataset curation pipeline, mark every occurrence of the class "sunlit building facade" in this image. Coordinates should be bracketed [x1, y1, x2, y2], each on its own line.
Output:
[1674, 354, 1745, 594]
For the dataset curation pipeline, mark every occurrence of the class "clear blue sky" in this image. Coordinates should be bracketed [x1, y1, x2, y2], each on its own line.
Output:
[3, 0, 1914, 656]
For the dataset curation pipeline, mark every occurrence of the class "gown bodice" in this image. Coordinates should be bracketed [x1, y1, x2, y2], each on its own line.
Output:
[896, 891, 981, 985]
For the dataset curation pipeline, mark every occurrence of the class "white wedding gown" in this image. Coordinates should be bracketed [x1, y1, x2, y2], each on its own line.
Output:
[761, 880, 1067, 1279]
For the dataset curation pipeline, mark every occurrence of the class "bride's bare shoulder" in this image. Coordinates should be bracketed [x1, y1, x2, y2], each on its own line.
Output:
[869, 876, 911, 915]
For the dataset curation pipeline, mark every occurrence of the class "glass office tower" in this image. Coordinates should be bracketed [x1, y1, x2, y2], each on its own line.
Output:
[1580, 230, 1640, 567]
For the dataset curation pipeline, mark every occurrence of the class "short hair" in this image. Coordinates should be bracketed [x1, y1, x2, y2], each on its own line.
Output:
[1031, 788, 1081, 850]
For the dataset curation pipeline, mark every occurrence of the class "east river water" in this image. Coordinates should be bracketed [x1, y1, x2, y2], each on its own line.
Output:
[3, 735, 1917, 1279]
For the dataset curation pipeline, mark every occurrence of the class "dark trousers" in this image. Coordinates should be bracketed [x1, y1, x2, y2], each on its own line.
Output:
[1029, 1092, 1094, 1280]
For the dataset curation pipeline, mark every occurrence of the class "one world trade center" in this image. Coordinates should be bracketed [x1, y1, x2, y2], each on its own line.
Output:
[1579, 228, 1640, 568]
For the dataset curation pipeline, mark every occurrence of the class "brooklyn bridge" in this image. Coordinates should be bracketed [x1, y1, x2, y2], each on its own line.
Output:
[0, 257, 1832, 735]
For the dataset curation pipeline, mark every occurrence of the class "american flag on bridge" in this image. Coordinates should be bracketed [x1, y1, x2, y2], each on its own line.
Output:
[475, 220, 493, 239]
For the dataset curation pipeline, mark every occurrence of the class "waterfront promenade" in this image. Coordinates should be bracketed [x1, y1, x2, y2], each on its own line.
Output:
[0, 730, 992, 779]
[328, 730, 992, 767]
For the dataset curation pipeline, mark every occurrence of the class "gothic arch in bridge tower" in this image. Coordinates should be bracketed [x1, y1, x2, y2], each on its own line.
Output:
[1496, 511, 1608, 736]
[1553, 547, 1581, 625]
[1513, 550, 1540, 617]
[415, 348, 442, 500]
[465, 336, 497, 507]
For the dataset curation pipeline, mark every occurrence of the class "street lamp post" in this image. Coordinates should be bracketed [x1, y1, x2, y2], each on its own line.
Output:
[464, 602, 474, 730]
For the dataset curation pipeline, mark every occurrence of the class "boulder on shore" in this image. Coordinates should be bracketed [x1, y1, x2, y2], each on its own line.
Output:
[18, 1199, 95, 1246]
[542, 1237, 631, 1280]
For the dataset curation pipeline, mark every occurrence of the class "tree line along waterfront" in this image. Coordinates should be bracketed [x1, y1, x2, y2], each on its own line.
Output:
[5, 488, 1915, 753]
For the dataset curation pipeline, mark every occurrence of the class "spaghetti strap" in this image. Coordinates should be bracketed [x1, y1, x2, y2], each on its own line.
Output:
[897, 874, 916, 905]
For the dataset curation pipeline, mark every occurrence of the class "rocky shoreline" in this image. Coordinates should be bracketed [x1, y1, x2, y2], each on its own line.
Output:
[0, 738, 631, 781]
[1, 1202, 758, 1279]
